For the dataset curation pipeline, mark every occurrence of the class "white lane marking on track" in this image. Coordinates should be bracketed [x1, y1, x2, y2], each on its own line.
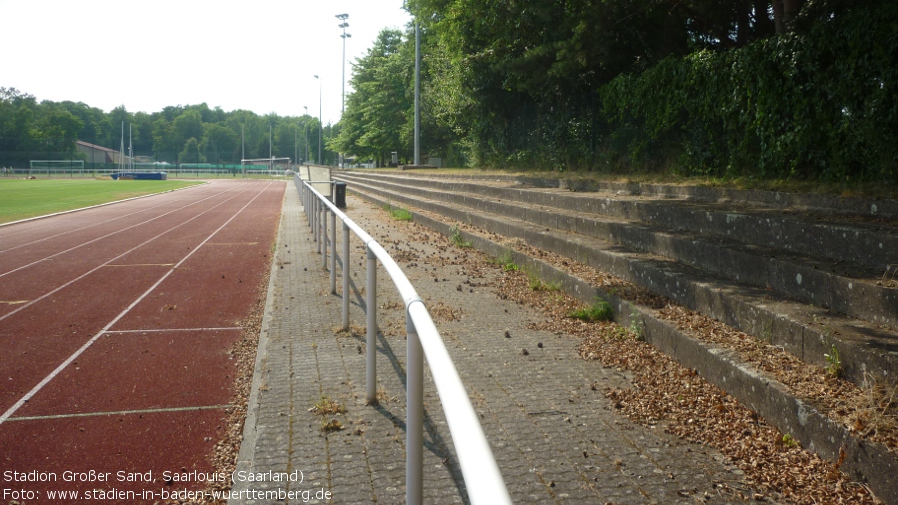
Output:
[104, 263, 176, 267]
[3, 404, 232, 422]
[0, 181, 273, 424]
[0, 184, 255, 323]
[0, 188, 203, 255]
[104, 327, 243, 334]
[0, 185, 241, 279]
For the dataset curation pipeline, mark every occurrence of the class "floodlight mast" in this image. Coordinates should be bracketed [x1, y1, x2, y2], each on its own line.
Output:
[303, 106, 309, 163]
[414, 22, 421, 166]
[337, 13, 350, 169]
[314, 75, 322, 164]
[119, 121, 124, 176]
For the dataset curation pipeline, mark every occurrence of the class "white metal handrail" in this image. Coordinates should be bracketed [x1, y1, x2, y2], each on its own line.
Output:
[296, 175, 512, 505]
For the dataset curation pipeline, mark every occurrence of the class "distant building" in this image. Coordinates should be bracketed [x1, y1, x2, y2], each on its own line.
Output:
[75, 141, 118, 164]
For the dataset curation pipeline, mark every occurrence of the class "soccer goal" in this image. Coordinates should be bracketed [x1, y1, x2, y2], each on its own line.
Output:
[240, 157, 292, 178]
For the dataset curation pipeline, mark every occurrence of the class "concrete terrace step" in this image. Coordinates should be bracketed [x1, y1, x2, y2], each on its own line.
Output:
[339, 171, 898, 272]
[340, 182, 898, 505]
[335, 175, 898, 389]
[361, 170, 898, 219]
[337, 172, 898, 331]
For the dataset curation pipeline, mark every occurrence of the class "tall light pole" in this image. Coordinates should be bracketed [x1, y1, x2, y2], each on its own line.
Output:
[336, 14, 350, 117]
[414, 22, 421, 166]
[336, 13, 350, 169]
[313, 75, 322, 164]
[303, 106, 309, 163]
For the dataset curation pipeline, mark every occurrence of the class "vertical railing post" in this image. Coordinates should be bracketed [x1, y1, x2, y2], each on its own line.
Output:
[406, 306, 423, 505]
[313, 198, 318, 244]
[321, 202, 330, 272]
[330, 210, 337, 292]
[318, 200, 323, 253]
[366, 244, 377, 404]
[342, 223, 350, 330]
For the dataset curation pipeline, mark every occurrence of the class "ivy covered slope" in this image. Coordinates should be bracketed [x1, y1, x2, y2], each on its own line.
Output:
[602, 1, 898, 181]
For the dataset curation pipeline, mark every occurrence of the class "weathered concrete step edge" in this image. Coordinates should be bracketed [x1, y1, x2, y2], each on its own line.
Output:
[341, 181, 898, 388]
[340, 171, 898, 272]
[567, 179, 898, 220]
[349, 169, 898, 220]
[348, 186, 898, 505]
[339, 173, 897, 329]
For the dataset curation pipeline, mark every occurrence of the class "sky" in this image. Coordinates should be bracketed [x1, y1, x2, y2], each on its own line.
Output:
[0, 0, 413, 125]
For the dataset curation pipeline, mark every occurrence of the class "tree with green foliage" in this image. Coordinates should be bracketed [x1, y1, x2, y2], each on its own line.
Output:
[152, 118, 179, 162]
[600, 0, 898, 181]
[179, 137, 204, 164]
[1, 87, 338, 169]
[132, 112, 155, 154]
[391, 0, 895, 180]
[0, 88, 86, 164]
[59, 101, 107, 146]
[172, 110, 204, 149]
[330, 29, 413, 166]
[202, 123, 239, 164]
[36, 106, 83, 156]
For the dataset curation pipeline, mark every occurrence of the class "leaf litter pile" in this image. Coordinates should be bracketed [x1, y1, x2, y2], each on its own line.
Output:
[401, 212, 888, 504]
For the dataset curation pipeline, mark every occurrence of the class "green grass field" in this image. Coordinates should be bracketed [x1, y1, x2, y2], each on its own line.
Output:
[0, 179, 203, 224]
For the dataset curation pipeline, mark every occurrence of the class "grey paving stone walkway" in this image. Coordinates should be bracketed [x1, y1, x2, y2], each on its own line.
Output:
[231, 184, 759, 504]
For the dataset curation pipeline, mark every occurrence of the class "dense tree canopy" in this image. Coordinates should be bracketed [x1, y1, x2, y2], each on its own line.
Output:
[0, 90, 333, 167]
[5, 0, 894, 180]
[330, 29, 413, 166]
[0, 88, 83, 164]
[332, 0, 895, 181]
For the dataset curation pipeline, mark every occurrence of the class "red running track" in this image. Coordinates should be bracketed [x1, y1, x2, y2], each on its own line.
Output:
[0, 179, 285, 503]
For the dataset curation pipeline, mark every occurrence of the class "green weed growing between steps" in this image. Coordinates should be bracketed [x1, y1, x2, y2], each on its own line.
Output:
[382, 201, 413, 221]
[491, 250, 518, 272]
[449, 224, 473, 248]
[569, 300, 614, 322]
